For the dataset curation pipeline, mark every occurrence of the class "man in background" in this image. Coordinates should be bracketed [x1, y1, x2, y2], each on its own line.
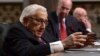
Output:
[73, 7, 92, 33]
[44, 0, 80, 41]
[73, 7, 97, 47]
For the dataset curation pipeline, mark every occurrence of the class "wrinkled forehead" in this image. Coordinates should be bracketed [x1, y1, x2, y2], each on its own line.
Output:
[32, 10, 48, 20]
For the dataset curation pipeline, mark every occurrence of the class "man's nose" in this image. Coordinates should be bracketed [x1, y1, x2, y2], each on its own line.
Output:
[63, 9, 67, 13]
[41, 22, 46, 29]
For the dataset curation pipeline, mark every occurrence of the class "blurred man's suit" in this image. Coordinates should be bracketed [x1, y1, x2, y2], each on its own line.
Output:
[43, 12, 87, 40]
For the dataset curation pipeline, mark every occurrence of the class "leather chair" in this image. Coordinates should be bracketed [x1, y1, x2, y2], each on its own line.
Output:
[0, 23, 9, 56]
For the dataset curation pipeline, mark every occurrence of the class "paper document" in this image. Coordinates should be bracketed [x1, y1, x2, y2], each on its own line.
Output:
[94, 42, 100, 45]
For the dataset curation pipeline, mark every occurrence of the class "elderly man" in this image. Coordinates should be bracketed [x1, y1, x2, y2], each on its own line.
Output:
[73, 7, 97, 47]
[73, 7, 92, 33]
[2, 4, 87, 56]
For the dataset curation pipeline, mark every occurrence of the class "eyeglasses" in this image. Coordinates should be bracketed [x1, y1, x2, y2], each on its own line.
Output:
[29, 17, 48, 26]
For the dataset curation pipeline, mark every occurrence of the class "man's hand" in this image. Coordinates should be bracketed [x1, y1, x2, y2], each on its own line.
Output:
[62, 32, 87, 48]
[84, 32, 97, 46]
[81, 18, 91, 30]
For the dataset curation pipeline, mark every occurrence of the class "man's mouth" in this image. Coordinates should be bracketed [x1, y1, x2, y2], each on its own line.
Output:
[37, 30, 44, 34]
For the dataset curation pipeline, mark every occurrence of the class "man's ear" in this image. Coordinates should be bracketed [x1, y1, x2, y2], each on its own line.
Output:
[23, 17, 29, 27]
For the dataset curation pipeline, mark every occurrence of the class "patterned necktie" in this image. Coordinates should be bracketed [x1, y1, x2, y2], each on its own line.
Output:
[59, 19, 67, 40]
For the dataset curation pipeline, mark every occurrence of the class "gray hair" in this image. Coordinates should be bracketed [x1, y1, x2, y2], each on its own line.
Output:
[19, 4, 47, 23]
[73, 7, 86, 18]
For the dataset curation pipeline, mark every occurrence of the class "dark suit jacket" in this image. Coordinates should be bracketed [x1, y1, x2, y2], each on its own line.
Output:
[76, 21, 88, 34]
[2, 21, 53, 56]
[44, 12, 86, 40]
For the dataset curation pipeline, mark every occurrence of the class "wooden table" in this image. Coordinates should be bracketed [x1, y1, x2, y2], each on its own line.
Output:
[48, 47, 100, 56]
[49, 51, 100, 56]
[48, 41, 100, 56]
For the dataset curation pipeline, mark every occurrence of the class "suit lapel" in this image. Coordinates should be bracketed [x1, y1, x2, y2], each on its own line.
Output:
[52, 12, 59, 39]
